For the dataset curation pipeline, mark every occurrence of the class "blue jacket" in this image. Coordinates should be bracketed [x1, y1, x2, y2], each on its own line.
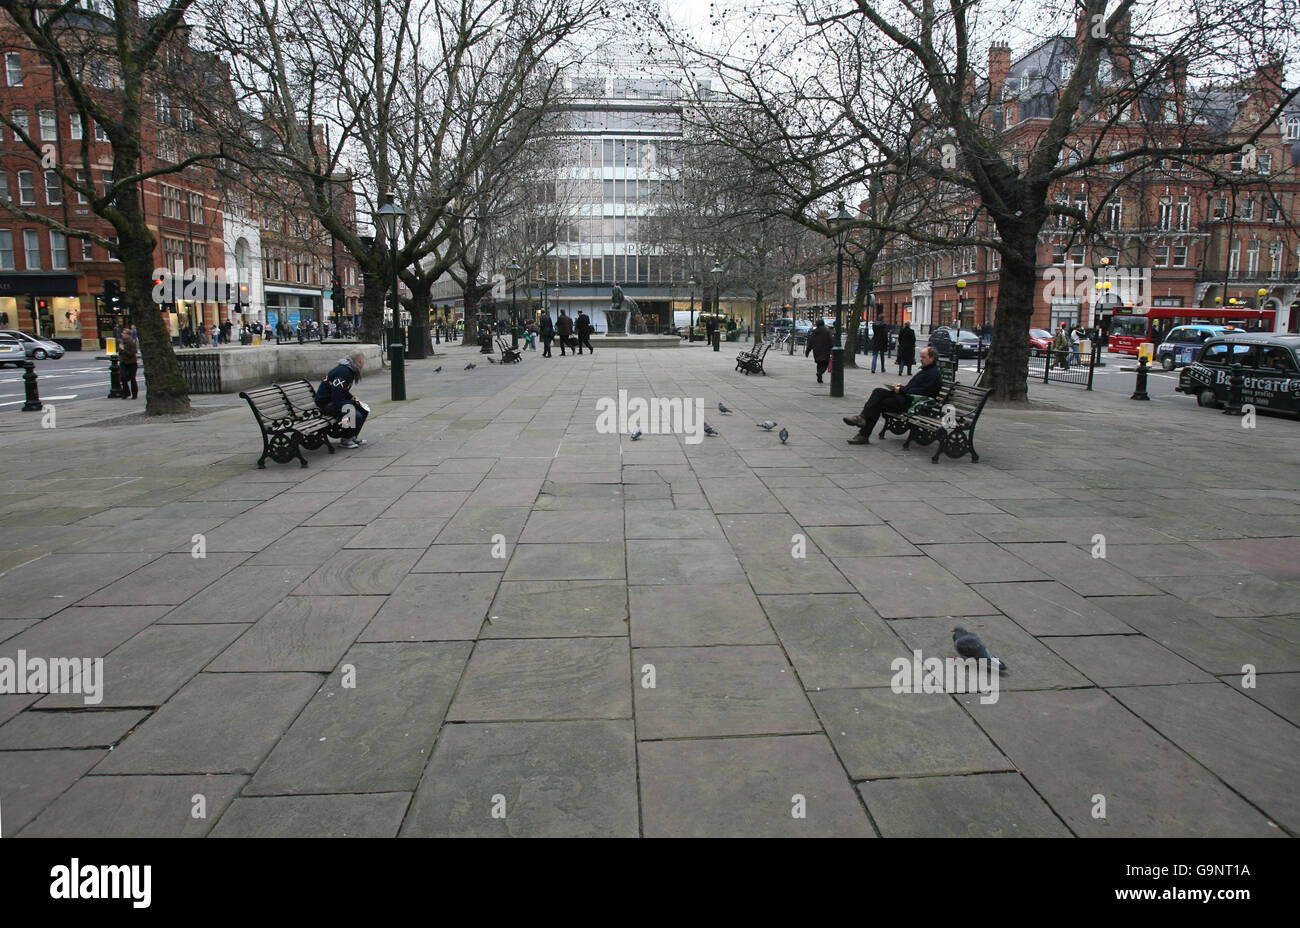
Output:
[316, 360, 358, 410]
[903, 362, 943, 398]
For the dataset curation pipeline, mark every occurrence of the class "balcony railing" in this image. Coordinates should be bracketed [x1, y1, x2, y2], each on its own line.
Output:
[1196, 269, 1300, 283]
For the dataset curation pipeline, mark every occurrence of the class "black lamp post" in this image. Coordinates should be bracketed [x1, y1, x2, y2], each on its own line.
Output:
[710, 262, 723, 351]
[509, 260, 521, 349]
[830, 201, 853, 397]
[376, 191, 407, 401]
[688, 275, 697, 341]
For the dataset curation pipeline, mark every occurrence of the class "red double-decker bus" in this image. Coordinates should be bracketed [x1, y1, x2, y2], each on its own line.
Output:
[1107, 305, 1276, 355]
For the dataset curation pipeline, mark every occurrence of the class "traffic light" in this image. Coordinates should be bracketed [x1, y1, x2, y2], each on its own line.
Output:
[103, 279, 123, 309]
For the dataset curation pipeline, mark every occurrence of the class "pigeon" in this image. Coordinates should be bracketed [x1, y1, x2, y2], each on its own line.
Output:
[779, 427, 789, 444]
[703, 422, 719, 437]
[718, 402, 732, 414]
[464, 363, 476, 370]
[433, 366, 442, 373]
[487, 356, 497, 364]
[757, 420, 777, 430]
[630, 429, 642, 441]
[953, 627, 1009, 674]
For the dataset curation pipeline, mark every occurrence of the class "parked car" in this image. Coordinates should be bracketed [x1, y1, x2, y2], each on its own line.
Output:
[0, 335, 27, 367]
[928, 326, 983, 358]
[1177, 333, 1300, 415]
[0, 329, 65, 360]
[1028, 328, 1053, 356]
[1155, 324, 1239, 370]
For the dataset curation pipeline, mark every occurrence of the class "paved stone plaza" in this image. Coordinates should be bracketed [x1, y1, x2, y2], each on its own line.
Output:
[0, 343, 1296, 837]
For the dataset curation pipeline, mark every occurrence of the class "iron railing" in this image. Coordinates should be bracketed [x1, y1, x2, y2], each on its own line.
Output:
[176, 351, 222, 393]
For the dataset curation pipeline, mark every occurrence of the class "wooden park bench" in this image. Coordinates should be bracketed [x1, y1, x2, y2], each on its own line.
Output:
[275, 379, 344, 440]
[878, 381, 991, 463]
[736, 342, 771, 375]
[239, 382, 336, 468]
[496, 335, 522, 363]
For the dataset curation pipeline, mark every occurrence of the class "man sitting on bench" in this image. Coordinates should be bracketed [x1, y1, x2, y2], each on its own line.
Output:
[316, 349, 369, 449]
[842, 346, 942, 445]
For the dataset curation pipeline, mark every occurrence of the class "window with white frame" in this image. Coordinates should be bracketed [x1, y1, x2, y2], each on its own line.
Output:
[1240, 198, 1254, 220]
[1164, 100, 1177, 122]
[1106, 199, 1122, 230]
[69, 112, 82, 139]
[94, 120, 108, 141]
[179, 105, 194, 131]
[1109, 147, 1123, 172]
[1213, 197, 1227, 220]
[75, 170, 88, 203]
[1154, 245, 1169, 266]
[1231, 152, 1244, 173]
[44, 170, 61, 204]
[1288, 118, 1300, 141]
[50, 231, 67, 269]
[5, 52, 21, 86]
[17, 170, 35, 205]
[1177, 195, 1190, 230]
[0, 230, 13, 270]
[1246, 240, 1260, 276]
[1054, 194, 1069, 228]
[0, 169, 7, 201]
[12, 109, 27, 141]
[1070, 243, 1086, 265]
[24, 229, 40, 268]
[39, 109, 56, 141]
[1228, 240, 1240, 276]
[1265, 197, 1280, 221]
[106, 235, 118, 259]
[102, 171, 113, 199]
[1051, 242, 1067, 265]
[1158, 197, 1172, 230]
[1269, 241, 1282, 277]
[81, 238, 93, 261]
[1258, 152, 1272, 175]
[1172, 245, 1187, 266]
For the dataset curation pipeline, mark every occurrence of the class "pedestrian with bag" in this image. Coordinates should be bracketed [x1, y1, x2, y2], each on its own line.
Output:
[539, 311, 554, 357]
[805, 318, 833, 384]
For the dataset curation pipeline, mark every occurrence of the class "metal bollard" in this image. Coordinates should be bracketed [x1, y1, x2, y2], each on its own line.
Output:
[107, 355, 125, 398]
[1222, 362, 1244, 415]
[712, 330, 721, 352]
[22, 361, 43, 411]
[1130, 356, 1150, 401]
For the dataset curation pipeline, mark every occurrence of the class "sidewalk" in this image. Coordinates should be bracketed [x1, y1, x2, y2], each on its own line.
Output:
[0, 342, 1296, 837]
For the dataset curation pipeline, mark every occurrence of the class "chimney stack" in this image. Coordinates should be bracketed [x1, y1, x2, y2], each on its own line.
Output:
[989, 43, 1011, 102]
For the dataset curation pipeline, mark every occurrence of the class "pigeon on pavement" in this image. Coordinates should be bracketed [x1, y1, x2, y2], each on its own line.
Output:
[757, 420, 777, 430]
[703, 422, 719, 436]
[952, 627, 1009, 674]
[630, 429, 642, 441]
[718, 402, 732, 414]
[464, 363, 476, 370]
[779, 427, 789, 444]
[487, 357, 497, 363]
[433, 366, 442, 372]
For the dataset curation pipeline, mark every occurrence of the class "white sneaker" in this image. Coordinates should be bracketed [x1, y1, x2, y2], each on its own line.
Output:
[339, 438, 360, 449]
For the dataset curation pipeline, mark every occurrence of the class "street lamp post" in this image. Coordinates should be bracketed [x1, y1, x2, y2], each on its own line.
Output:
[710, 262, 723, 352]
[829, 201, 853, 397]
[509, 260, 521, 349]
[375, 192, 407, 401]
[1257, 287, 1268, 330]
[688, 275, 697, 341]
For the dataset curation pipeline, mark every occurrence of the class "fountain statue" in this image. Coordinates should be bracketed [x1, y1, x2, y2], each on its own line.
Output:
[607, 283, 646, 335]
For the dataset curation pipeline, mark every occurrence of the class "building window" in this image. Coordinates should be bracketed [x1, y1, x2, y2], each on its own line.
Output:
[24, 229, 40, 269]
[69, 112, 82, 139]
[82, 238, 93, 261]
[12, 109, 27, 141]
[39, 109, 56, 141]
[1070, 243, 1086, 265]
[102, 171, 113, 199]
[1288, 118, 1300, 141]
[1176, 196, 1190, 231]
[107, 235, 119, 259]
[1213, 197, 1227, 220]
[1172, 246, 1187, 267]
[5, 52, 20, 86]
[0, 170, 7, 201]
[1246, 240, 1260, 276]
[187, 191, 203, 224]
[179, 105, 194, 131]
[1240, 198, 1254, 220]
[1051, 242, 1067, 265]
[161, 185, 183, 220]
[1230, 152, 1245, 173]
[1258, 152, 1272, 175]
[1265, 197, 1280, 221]
[1106, 199, 1122, 230]
[1154, 245, 1169, 266]
[94, 120, 109, 142]
[1158, 197, 1171, 230]
[44, 170, 61, 204]
[50, 231, 67, 269]
[76, 170, 89, 204]
[0, 230, 13, 270]
[1228, 240, 1240, 277]
[1269, 242, 1283, 277]
[17, 170, 35, 205]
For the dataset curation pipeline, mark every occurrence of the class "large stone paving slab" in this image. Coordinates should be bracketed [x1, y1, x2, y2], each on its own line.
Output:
[448, 638, 631, 721]
[969, 581, 1134, 636]
[1228, 672, 1300, 726]
[626, 538, 745, 585]
[247, 642, 470, 795]
[998, 543, 1159, 596]
[858, 772, 1072, 837]
[804, 524, 920, 557]
[401, 720, 638, 837]
[812, 688, 1014, 779]
[0, 553, 156, 618]
[519, 509, 624, 544]
[833, 556, 994, 618]
[362, 573, 496, 641]
[483, 580, 628, 638]
[760, 593, 902, 689]
[504, 543, 625, 581]
[889, 615, 1092, 690]
[211, 793, 411, 837]
[1109, 682, 1300, 833]
[296, 549, 422, 596]
[639, 734, 874, 837]
[81, 553, 249, 606]
[208, 596, 384, 672]
[632, 645, 819, 739]
[1144, 573, 1300, 618]
[967, 689, 1282, 837]
[630, 583, 775, 647]
[0, 749, 104, 834]
[0, 708, 147, 749]
[1043, 635, 1216, 686]
[918, 543, 1050, 583]
[94, 672, 322, 775]
[18, 774, 246, 837]
[157, 566, 301, 624]
[1, 604, 168, 657]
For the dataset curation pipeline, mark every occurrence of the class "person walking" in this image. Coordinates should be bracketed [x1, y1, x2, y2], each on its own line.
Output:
[896, 320, 916, 375]
[805, 317, 833, 384]
[556, 310, 573, 356]
[539, 311, 554, 357]
[842, 346, 943, 445]
[1068, 323, 1082, 365]
[526, 320, 537, 350]
[870, 317, 889, 372]
[1051, 322, 1070, 370]
[118, 332, 140, 400]
[576, 310, 595, 354]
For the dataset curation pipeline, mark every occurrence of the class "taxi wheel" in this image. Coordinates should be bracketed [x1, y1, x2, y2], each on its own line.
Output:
[1160, 356, 1174, 371]
[1197, 389, 1222, 409]
[33, 348, 48, 360]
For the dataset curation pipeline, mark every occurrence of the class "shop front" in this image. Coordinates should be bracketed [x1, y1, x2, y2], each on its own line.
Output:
[0, 273, 84, 349]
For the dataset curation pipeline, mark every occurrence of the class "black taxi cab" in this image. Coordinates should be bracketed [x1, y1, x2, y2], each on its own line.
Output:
[1177, 332, 1300, 415]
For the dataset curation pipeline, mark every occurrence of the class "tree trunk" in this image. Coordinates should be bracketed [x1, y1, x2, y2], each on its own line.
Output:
[462, 285, 480, 346]
[406, 279, 431, 360]
[842, 283, 865, 368]
[116, 187, 190, 415]
[981, 241, 1037, 402]
[360, 270, 385, 345]
[753, 288, 762, 346]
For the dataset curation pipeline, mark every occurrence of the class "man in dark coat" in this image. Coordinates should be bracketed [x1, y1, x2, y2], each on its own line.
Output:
[315, 350, 369, 448]
[576, 310, 594, 354]
[538, 311, 554, 357]
[556, 310, 573, 356]
[896, 320, 917, 375]
[805, 318, 833, 384]
[843, 346, 943, 444]
[870, 317, 890, 373]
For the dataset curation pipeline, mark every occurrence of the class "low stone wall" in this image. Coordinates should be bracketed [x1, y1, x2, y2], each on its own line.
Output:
[176, 343, 384, 393]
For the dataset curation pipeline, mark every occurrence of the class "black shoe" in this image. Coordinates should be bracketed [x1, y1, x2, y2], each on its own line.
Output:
[817, 377, 823, 383]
